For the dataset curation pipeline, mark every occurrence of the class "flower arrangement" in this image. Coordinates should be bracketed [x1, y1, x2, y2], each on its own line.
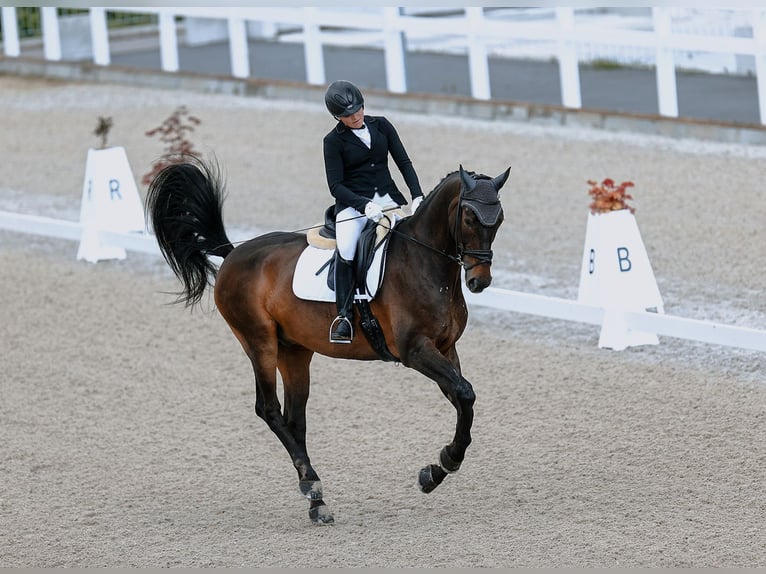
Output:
[587, 178, 635, 214]
[93, 116, 113, 149]
[141, 106, 202, 186]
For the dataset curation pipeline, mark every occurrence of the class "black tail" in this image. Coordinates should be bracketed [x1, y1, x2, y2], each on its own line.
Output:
[145, 157, 234, 307]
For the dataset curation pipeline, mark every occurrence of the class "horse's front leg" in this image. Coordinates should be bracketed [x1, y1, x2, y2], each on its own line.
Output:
[403, 340, 474, 493]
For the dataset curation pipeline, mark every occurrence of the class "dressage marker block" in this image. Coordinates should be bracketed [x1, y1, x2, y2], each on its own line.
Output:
[76, 146, 146, 263]
[577, 209, 664, 351]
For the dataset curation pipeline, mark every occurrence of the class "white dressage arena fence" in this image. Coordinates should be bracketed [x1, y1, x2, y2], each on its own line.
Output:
[1, 208, 765, 354]
[2, 7, 766, 124]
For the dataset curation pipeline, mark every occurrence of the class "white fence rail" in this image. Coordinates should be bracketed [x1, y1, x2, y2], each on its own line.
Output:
[1, 209, 764, 353]
[2, 7, 766, 124]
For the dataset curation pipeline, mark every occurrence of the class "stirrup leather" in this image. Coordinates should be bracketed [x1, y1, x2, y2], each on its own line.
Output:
[329, 315, 353, 343]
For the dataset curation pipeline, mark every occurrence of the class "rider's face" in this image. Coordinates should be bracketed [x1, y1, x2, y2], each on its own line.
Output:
[338, 107, 365, 129]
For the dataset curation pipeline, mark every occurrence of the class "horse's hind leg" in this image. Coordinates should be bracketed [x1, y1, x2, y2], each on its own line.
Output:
[278, 344, 334, 524]
[243, 337, 332, 524]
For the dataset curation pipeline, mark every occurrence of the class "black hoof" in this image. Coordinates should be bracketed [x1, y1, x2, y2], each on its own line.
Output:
[418, 464, 448, 494]
[309, 503, 334, 524]
[439, 447, 462, 473]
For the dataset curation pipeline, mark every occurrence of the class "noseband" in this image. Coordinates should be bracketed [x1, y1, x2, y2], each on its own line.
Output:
[454, 181, 502, 271]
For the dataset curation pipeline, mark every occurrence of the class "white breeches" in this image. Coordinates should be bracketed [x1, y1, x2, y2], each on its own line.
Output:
[336, 192, 396, 261]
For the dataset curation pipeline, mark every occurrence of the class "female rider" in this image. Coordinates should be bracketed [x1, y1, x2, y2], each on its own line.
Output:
[323, 80, 424, 343]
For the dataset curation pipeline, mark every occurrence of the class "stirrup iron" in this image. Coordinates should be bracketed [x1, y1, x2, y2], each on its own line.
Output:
[329, 315, 353, 343]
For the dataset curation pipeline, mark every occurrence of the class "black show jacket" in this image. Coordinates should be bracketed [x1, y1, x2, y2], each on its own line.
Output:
[323, 115, 423, 214]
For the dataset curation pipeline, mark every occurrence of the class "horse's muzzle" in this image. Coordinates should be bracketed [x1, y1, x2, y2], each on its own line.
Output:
[466, 273, 491, 293]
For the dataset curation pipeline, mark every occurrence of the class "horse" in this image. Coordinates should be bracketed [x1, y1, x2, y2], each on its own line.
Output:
[145, 158, 511, 524]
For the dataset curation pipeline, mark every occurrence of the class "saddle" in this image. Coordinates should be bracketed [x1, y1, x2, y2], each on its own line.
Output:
[306, 204, 404, 293]
[297, 204, 405, 362]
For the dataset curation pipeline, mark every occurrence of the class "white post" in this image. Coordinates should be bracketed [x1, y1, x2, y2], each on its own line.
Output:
[465, 7, 490, 100]
[89, 7, 110, 66]
[227, 15, 250, 78]
[303, 7, 325, 86]
[41, 6, 62, 61]
[158, 10, 179, 72]
[2, 7, 20, 57]
[753, 9, 766, 126]
[653, 7, 679, 118]
[556, 7, 582, 109]
[383, 7, 406, 93]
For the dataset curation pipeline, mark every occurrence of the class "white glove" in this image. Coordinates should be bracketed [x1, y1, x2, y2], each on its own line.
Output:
[364, 202, 383, 222]
[412, 196, 424, 213]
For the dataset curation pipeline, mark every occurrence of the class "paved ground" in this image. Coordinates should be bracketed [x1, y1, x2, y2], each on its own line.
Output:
[107, 38, 762, 125]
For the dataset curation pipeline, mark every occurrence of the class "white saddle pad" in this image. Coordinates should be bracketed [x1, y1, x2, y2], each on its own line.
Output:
[293, 241, 389, 302]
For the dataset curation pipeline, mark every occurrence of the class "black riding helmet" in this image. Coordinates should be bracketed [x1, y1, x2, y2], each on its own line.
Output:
[325, 80, 364, 117]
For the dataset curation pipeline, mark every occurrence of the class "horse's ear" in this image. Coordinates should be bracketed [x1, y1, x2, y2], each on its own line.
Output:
[459, 164, 477, 192]
[492, 166, 511, 191]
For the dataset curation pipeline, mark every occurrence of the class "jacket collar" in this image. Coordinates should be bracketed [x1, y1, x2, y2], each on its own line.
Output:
[334, 115, 377, 134]
[335, 115, 377, 149]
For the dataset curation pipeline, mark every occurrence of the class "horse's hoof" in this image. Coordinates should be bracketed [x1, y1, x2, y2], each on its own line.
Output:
[299, 480, 323, 500]
[439, 447, 462, 473]
[309, 504, 335, 524]
[418, 464, 448, 493]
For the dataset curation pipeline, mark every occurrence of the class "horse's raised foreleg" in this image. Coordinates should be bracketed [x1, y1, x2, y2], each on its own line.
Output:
[404, 341, 474, 493]
[277, 345, 334, 524]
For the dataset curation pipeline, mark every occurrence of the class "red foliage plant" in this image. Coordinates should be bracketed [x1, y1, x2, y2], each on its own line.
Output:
[141, 106, 202, 186]
[587, 178, 635, 214]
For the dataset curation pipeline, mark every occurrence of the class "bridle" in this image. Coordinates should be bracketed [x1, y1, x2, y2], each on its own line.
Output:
[385, 178, 501, 270]
[453, 185, 501, 271]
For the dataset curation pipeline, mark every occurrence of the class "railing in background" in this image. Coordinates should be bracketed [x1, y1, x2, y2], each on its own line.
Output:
[2, 6, 766, 124]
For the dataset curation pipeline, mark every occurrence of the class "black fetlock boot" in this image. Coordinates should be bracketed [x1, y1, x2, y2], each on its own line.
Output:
[329, 256, 355, 343]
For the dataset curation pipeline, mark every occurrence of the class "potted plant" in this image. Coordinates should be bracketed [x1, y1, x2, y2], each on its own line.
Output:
[142, 106, 202, 186]
[587, 178, 635, 215]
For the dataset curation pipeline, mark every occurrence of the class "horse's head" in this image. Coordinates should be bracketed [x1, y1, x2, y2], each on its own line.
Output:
[456, 164, 511, 293]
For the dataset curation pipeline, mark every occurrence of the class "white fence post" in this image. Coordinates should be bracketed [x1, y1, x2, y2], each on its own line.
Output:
[383, 7, 406, 93]
[653, 7, 679, 118]
[227, 15, 249, 78]
[41, 6, 62, 61]
[89, 7, 110, 66]
[1, 7, 21, 57]
[753, 9, 766, 125]
[466, 7, 490, 100]
[158, 10, 179, 72]
[303, 7, 325, 86]
[556, 7, 582, 109]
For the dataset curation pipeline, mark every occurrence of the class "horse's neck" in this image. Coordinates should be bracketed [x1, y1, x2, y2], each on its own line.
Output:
[407, 182, 459, 255]
[394, 182, 461, 288]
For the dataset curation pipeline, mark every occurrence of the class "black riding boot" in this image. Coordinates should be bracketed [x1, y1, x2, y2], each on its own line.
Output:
[329, 256, 355, 343]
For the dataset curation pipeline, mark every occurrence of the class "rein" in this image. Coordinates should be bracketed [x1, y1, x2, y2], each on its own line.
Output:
[386, 183, 499, 270]
[205, 188, 498, 272]
[385, 219, 463, 267]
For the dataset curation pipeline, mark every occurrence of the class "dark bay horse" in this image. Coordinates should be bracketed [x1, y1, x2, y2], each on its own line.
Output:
[145, 159, 511, 524]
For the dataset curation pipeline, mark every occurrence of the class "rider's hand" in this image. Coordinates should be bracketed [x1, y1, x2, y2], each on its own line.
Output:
[364, 202, 383, 222]
[412, 196, 423, 213]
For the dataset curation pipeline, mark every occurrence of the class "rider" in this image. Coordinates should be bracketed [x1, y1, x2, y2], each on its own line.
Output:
[323, 79, 424, 343]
